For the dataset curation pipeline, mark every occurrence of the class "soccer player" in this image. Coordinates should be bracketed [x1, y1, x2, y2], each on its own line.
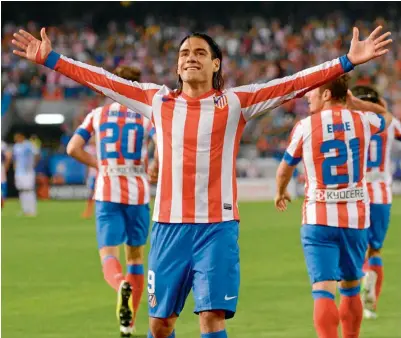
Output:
[1, 140, 12, 208]
[275, 75, 393, 338]
[81, 136, 97, 219]
[12, 25, 392, 338]
[350, 86, 401, 319]
[67, 65, 156, 337]
[12, 132, 40, 216]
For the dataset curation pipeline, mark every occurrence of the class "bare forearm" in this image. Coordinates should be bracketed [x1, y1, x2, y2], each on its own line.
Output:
[276, 161, 294, 195]
[68, 148, 97, 169]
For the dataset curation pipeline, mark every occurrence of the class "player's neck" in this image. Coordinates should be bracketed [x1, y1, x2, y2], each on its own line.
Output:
[322, 100, 345, 110]
[182, 82, 214, 99]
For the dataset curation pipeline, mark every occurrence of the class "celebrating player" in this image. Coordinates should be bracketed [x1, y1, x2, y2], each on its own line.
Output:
[11, 24, 392, 338]
[350, 86, 401, 319]
[67, 66, 156, 337]
[1, 140, 12, 208]
[12, 132, 40, 216]
[275, 75, 393, 338]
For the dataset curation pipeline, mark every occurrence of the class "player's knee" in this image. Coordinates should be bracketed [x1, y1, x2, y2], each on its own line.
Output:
[149, 316, 175, 338]
[99, 246, 119, 262]
[125, 245, 144, 264]
[368, 246, 381, 257]
[199, 310, 225, 333]
[339, 279, 360, 289]
[312, 281, 337, 296]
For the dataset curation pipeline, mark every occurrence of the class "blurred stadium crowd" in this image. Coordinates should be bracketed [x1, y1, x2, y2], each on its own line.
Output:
[2, 2, 401, 189]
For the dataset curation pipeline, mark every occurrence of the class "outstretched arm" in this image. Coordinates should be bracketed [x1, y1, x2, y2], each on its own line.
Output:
[12, 28, 161, 120]
[232, 26, 392, 121]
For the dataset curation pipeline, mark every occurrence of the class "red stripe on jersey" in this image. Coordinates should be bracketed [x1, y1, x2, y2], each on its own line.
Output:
[99, 105, 112, 200]
[136, 176, 145, 204]
[117, 106, 129, 204]
[232, 114, 246, 220]
[352, 111, 367, 229]
[182, 101, 201, 222]
[208, 104, 230, 221]
[236, 63, 343, 109]
[158, 100, 175, 222]
[311, 113, 327, 225]
[367, 183, 374, 202]
[357, 200, 366, 229]
[56, 58, 158, 105]
[380, 182, 388, 204]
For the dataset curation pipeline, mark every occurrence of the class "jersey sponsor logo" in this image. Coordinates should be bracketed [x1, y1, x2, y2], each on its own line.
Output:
[214, 94, 228, 109]
[223, 203, 232, 210]
[101, 164, 145, 176]
[310, 187, 365, 203]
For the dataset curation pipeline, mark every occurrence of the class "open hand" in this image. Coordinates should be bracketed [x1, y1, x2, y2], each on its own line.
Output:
[347, 26, 392, 65]
[12, 28, 52, 64]
[274, 191, 292, 212]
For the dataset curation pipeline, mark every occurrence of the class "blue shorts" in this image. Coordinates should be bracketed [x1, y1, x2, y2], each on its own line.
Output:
[1, 182, 7, 199]
[95, 201, 150, 249]
[369, 204, 391, 250]
[147, 221, 240, 319]
[301, 224, 368, 284]
[87, 176, 96, 191]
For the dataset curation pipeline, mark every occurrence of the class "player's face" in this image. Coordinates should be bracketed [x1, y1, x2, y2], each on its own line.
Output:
[306, 88, 324, 114]
[13, 133, 24, 143]
[177, 37, 220, 86]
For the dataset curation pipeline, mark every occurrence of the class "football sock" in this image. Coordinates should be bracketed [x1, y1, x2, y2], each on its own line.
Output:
[312, 290, 339, 338]
[19, 190, 37, 215]
[126, 264, 145, 321]
[368, 256, 383, 309]
[339, 286, 363, 338]
[102, 255, 124, 291]
[201, 330, 228, 337]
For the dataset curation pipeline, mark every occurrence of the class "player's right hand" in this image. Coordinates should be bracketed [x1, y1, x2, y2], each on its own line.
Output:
[274, 191, 291, 212]
[12, 28, 52, 64]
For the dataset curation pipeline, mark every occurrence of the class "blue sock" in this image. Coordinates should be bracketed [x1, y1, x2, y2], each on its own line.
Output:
[127, 264, 144, 275]
[312, 290, 335, 300]
[147, 330, 175, 338]
[201, 330, 228, 338]
[339, 285, 361, 297]
[369, 256, 383, 267]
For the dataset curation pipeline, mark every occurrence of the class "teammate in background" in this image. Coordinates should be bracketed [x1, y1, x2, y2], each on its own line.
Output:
[350, 86, 401, 319]
[66, 66, 156, 337]
[275, 75, 392, 338]
[12, 24, 392, 338]
[1, 141, 12, 208]
[12, 132, 40, 216]
[81, 136, 97, 219]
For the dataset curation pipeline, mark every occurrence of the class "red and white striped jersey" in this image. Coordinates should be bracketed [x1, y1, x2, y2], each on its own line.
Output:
[45, 51, 354, 223]
[284, 106, 385, 229]
[366, 117, 401, 204]
[75, 102, 156, 205]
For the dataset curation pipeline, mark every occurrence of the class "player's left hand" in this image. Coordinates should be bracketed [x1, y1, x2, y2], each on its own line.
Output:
[274, 191, 291, 212]
[148, 162, 159, 185]
[347, 26, 392, 65]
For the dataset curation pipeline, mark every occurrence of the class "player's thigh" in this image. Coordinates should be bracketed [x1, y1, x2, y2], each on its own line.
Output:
[368, 203, 392, 250]
[192, 221, 240, 320]
[15, 173, 35, 191]
[301, 224, 340, 284]
[123, 203, 151, 247]
[338, 227, 368, 281]
[95, 201, 126, 249]
[148, 222, 193, 319]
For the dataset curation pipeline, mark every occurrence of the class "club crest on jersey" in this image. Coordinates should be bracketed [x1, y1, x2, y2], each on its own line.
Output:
[148, 294, 157, 308]
[214, 95, 228, 109]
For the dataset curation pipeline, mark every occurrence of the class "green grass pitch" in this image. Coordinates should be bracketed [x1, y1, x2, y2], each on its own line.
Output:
[2, 198, 401, 337]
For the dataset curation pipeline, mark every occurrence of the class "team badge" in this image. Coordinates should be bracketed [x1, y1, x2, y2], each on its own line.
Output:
[214, 94, 228, 109]
[148, 294, 157, 308]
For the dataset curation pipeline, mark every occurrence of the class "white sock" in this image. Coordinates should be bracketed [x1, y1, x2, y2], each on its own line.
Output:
[19, 190, 37, 215]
